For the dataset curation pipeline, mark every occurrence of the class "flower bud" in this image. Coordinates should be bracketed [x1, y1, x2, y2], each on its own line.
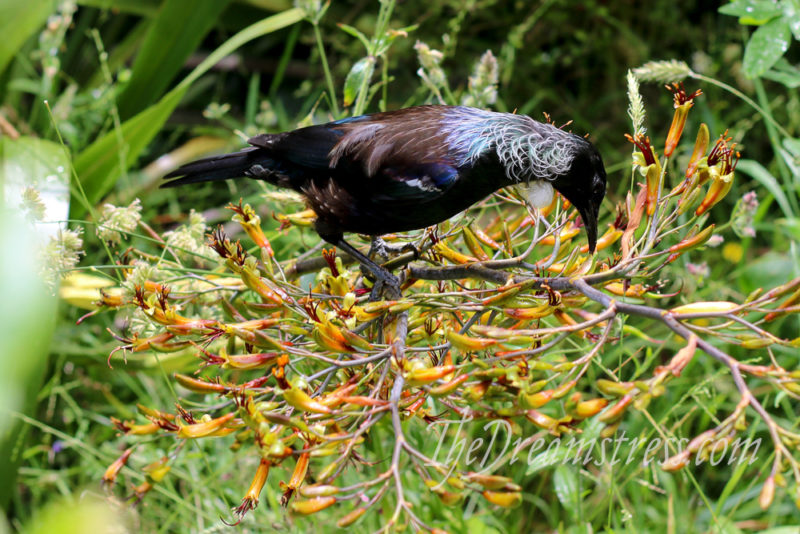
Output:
[759, 475, 776, 510]
[596, 379, 634, 396]
[434, 242, 477, 264]
[765, 288, 800, 322]
[661, 450, 691, 471]
[337, 507, 367, 527]
[177, 413, 236, 439]
[671, 226, 714, 256]
[503, 303, 554, 320]
[575, 398, 609, 418]
[462, 226, 490, 260]
[482, 490, 521, 508]
[102, 448, 133, 486]
[283, 386, 333, 414]
[670, 301, 738, 316]
[291, 496, 336, 515]
[520, 389, 553, 409]
[686, 123, 710, 177]
[645, 164, 661, 216]
[446, 330, 497, 351]
[429, 374, 469, 396]
[466, 473, 512, 490]
[598, 394, 632, 423]
[406, 365, 456, 386]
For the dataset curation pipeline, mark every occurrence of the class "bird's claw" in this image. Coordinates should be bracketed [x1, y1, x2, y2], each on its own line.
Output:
[369, 237, 419, 263]
[399, 243, 420, 260]
[369, 272, 400, 301]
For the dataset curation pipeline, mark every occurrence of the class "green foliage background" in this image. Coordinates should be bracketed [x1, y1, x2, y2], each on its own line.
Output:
[1, 0, 800, 532]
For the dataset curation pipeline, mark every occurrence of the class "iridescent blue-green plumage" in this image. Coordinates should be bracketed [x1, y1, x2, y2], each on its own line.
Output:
[163, 105, 607, 252]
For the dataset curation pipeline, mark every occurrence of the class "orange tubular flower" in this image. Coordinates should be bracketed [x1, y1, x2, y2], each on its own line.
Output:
[664, 83, 703, 157]
[176, 412, 237, 439]
[102, 448, 133, 486]
[234, 458, 271, 519]
[626, 133, 661, 216]
[281, 451, 310, 505]
[695, 134, 740, 216]
[228, 201, 274, 257]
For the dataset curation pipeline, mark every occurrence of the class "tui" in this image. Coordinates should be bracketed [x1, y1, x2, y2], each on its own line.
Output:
[164, 105, 607, 295]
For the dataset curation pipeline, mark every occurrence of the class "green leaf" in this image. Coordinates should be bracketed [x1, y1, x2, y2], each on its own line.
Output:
[343, 56, 375, 107]
[739, 251, 797, 293]
[736, 158, 796, 217]
[338, 23, 371, 50]
[777, 218, 800, 241]
[761, 58, 800, 87]
[117, 0, 232, 119]
[743, 17, 791, 77]
[72, 8, 305, 217]
[0, 0, 51, 76]
[553, 465, 580, 519]
[0, 166, 60, 508]
[783, 136, 800, 157]
[782, 0, 800, 40]
[719, 0, 783, 24]
[778, 145, 799, 188]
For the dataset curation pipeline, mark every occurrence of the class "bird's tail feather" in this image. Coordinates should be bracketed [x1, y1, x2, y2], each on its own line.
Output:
[161, 147, 262, 188]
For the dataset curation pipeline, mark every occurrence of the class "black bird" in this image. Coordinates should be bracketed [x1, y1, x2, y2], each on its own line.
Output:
[164, 105, 607, 294]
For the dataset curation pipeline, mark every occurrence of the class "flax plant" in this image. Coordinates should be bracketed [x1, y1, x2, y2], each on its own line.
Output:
[80, 76, 800, 529]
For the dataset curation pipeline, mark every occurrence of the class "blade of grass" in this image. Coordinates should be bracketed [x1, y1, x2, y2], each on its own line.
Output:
[71, 8, 305, 217]
[117, 0, 233, 119]
[0, 0, 51, 77]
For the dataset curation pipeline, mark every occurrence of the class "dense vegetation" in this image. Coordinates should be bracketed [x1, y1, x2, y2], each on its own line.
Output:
[2, 1, 800, 532]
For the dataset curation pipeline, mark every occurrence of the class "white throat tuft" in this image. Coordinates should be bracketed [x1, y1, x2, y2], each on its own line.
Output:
[518, 180, 554, 209]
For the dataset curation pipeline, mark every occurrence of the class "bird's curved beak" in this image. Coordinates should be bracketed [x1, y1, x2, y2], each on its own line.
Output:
[577, 202, 598, 254]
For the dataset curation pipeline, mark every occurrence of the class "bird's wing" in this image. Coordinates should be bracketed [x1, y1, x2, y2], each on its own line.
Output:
[249, 106, 461, 202]
[370, 162, 460, 203]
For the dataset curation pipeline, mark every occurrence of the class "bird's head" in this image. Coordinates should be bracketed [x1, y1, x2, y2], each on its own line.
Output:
[551, 137, 607, 253]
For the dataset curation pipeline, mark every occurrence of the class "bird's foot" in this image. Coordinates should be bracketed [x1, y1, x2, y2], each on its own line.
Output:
[369, 237, 391, 262]
[398, 243, 420, 260]
[368, 271, 401, 301]
[330, 237, 403, 301]
[369, 237, 419, 262]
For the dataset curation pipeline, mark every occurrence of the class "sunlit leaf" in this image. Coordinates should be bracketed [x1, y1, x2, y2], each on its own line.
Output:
[782, 0, 800, 40]
[0, 0, 51, 76]
[117, 0, 232, 119]
[719, 0, 783, 24]
[742, 17, 791, 77]
[343, 57, 375, 107]
[553, 465, 580, 519]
